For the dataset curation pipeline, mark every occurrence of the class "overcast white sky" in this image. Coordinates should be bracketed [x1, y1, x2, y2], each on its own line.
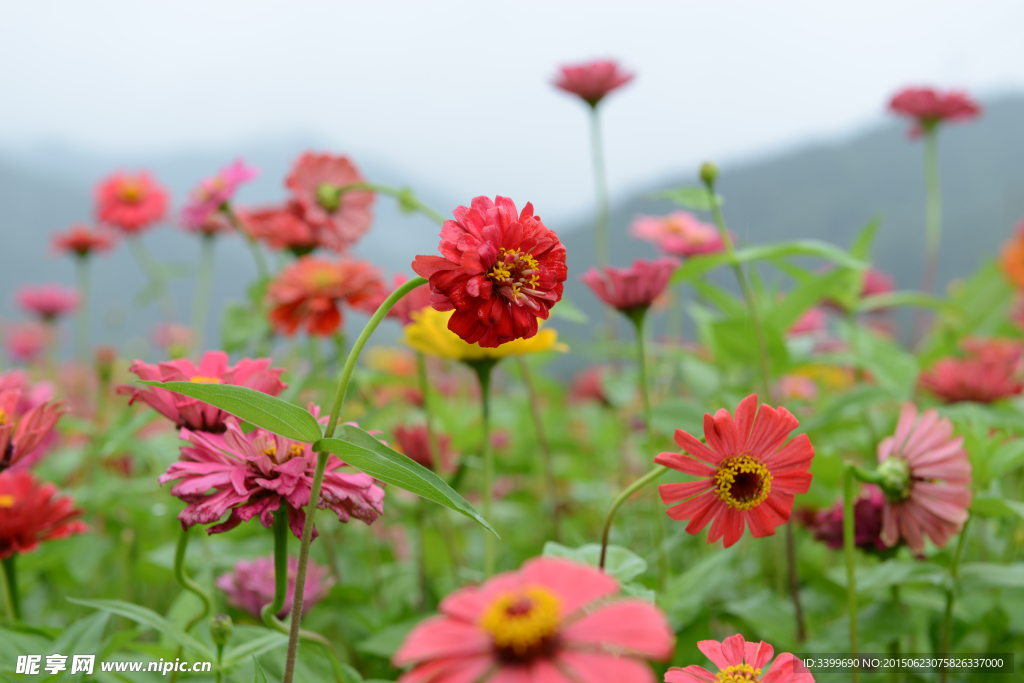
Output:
[2, 0, 1022, 219]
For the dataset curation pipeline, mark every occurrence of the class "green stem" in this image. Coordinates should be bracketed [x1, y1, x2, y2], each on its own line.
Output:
[173, 525, 211, 633]
[599, 465, 669, 569]
[74, 255, 90, 362]
[517, 357, 562, 543]
[940, 516, 971, 683]
[336, 183, 446, 226]
[189, 233, 216, 355]
[223, 204, 269, 280]
[1, 555, 19, 620]
[843, 462, 859, 683]
[628, 311, 653, 436]
[921, 128, 942, 295]
[261, 506, 289, 627]
[589, 105, 610, 267]
[283, 276, 428, 683]
[470, 361, 497, 576]
[128, 235, 176, 320]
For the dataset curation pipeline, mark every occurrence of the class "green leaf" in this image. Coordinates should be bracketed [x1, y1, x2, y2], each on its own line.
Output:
[827, 561, 946, 592]
[138, 381, 323, 443]
[542, 542, 647, 583]
[672, 253, 732, 283]
[67, 598, 213, 660]
[856, 291, 945, 313]
[253, 658, 269, 683]
[959, 563, 1024, 590]
[766, 267, 851, 333]
[739, 240, 867, 270]
[222, 632, 288, 667]
[849, 216, 882, 260]
[356, 618, 423, 659]
[971, 496, 1024, 521]
[990, 438, 1024, 476]
[314, 425, 497, 537]
[549, 295, 589, 324]
[53, 612, 110, 682]
[652, 185, 722, 211]
[222, 303, 271, 353]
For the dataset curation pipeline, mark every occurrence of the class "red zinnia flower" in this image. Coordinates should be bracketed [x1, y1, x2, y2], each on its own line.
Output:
[876, 403, 971, 554]
[266, 256, 383, 336]
[96, 171, 169, 233]
[554, 59, 634, 107]
[119, 351, 287, 432]
[393, 557, 674, 683]
[889, 87, 981, 137]
[1000, 222, 1024, 288]
[665, 633, 813, 683]
[580, 257, 679, 316]
[570, 365, 612, 406]
[656, 394, 814, 548]
[4, 323, 49, 364]
[393, 423, 456, 472]
[237, 202, 321, 256]
[181, 159, 258, 231]
[286, 152, 374, 251]
[630, 212, 723, 257]
[803, 485, 887, 552]
[919, 338, 1024, 403]
[412, 196, 568, 347]
[787, 308, 827, 337]
[51, 224, 118, 258]
[16, 284, 79, 321]
[0, 470, 88, 560]
[0, 373, 65, 472]
[159, 412, 385, 538]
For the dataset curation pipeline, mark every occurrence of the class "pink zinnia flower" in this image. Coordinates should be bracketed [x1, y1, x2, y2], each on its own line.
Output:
[286, 152, 374, 251]
[580, 258, 679, 317]
[889, 87, 981, 137]
[412, 196, 568, 348]
[266, 256, 383, 336]
[118, 351, 287, 432]
[787, 308, 827, 337]
[51, 224, 118, 258]
[630, 212, 724, 257]
[554, 59, 634, 107]
[0, 374, 65, 472]
[570, 365, 612, 406]
[216, 555, 334, 619]
[919, 338, 1024, 404]
[876, 403, 971, 554]
[803, 485, 887, 552]
[159, 412, 385, 538]
[4, 323, 49, 363]
[665, 633, 813, 683]
[360, 274, 434, 326]
[237, 202, 321, 256]
[393, 423, 456, 472]
[16, 284, 79, 321]
[656, 394, 814, 548]
[151, 323, 193, 357]
[393, 556, 674, 683]
[0, 470, 88, 560]
[181, 159, 258, 231]
[778, 375, 818, 402]
[96, 171, 169, 233]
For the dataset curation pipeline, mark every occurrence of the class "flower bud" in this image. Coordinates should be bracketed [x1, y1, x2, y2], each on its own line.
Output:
[315, 183, 342, 213]
[95, 345, 117, 383]
[699, 162, 719, 187]
[210, 614, 233, 647]
[876, 457, 911, 502]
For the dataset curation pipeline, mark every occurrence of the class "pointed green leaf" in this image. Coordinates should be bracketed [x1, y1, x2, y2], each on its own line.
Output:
[856, 291, 945, 313]
[671, 252, 732, 283]
[738, 240, 867, 270]
[253, 658, 269, 683]
[138, 381, 323, 443]
[314, 425, 498, 537]
[849, 216, 882, 260]
[222, 632, 288, 667]
[67, 598, 213, 660]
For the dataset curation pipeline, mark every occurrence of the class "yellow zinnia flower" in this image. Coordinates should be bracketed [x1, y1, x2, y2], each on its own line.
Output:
[402, 308, 568, 362]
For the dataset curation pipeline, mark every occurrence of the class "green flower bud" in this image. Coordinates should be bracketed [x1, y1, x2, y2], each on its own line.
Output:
[699, 162, 719, 187]
[210, 614, 233, 647]
[876, 457, 911, 502]
[316, 183, 342, 213]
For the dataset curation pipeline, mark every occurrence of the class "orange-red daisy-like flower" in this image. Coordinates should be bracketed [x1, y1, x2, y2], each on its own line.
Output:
[919, 338, 1024, 404]
[95, 171, 169, 233]
[237, 202, 321, 256]
[665, 633, 813, 683]
[266, 256, 383, 336]
[580, 257, 679, 317]
[1000, 223, 1024, 288]
[554, 59, 634, 107]
[286, 152, 374, 251]
[51, 224, 118, 258]
[393, 557, 674, 683]
[656, 394, 814, 548]
[876, 403, 971, 554]
[889, 87, 981, 137]
[412, 196, 567, 347]
[0, 470, 88, 560]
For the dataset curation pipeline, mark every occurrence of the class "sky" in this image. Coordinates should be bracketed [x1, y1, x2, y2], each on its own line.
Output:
[2, 0, 1023, 220]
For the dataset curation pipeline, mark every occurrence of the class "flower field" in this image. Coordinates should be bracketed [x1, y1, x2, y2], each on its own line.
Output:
[3, 61, 1024, 683]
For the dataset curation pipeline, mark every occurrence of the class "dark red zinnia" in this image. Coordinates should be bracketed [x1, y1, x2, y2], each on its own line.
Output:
[889, 87, 981, 136]
[554, 60, 634, 107]
[51, 224, 118, 258]
[411, 196, 567, 348]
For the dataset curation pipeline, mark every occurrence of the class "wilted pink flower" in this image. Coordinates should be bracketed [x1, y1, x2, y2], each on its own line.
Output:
[803, 485, 887, 552]
[554, 60, 634, 107]
[151, 323, 193, 356]
[51, 224, 117, 258]
[216, 555, 333, 619]
[181, 159, 259, 231]
[17, 284, 78, 321]
[889, 87, 982, 137]
[919, 338, 1024, 403]
[630, 212, 724, 257]
[159, 411, 385, 538]
[4, 323, 50, 363]
[393, 557, 673, 683]
[286, 152, 374, 251]
[580, 258, 679, 317]
[393, 423, 456, 472]
[96, 171, 169, 233]
[665, 633, 813, 683]
[119, 351, 287, 432]
[876, 403, 971, 554]
[0, 375, 65, 472]
[787, 308, 827, 337]
[360, 274, 433, 326]
[237, 202, 321, 256]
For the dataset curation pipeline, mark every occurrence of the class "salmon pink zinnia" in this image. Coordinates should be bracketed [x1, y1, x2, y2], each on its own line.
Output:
[412, 196, 568, 348]
[266, 256, 383, 336]
[580, 257, 679, 316]
[630, 212, 724, 257]
[51, 224, 118, 258]
[889, 87, 981, 137]
[554, 59, 634, 107]
[0, 470, 88, 560]
[919, 338, 1024, 404]
[656, 394, 814, 547]
[181, 159, 258, 231]
[393, 423, 456, 472]
[665, 633, 813, 683]
[286, 152, 374, 251]
[16, 284, 79, 321]
[238, 202, 321, 256]
[875, 403, 971, 554]
[393, 557, 674, 683]
[0, 373, 65, 472]
[216, 555, 334, 619]
[96, 171, 169, 233]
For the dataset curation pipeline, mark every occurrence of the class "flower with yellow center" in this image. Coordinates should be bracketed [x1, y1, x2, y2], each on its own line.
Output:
[479, 585, 562, 659]
[0, 408, 7, 426]
[715, 664, 762, 682]
[714, 455, 773, 511]
[402, 308, 567, 363]
[0, 494, 15, 508]
[190, 376, 223, 384]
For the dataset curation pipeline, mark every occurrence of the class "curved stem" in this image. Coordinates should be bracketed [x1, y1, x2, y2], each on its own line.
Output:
[1, 555, 19, 620]
[173, 526, 211, 633]
[940, 516, 971, 683]
[222, 205, 269, 280]
[128, 235, 176, 320]
[843, 462, 859, 683]
[74, 255, 91, 362]
[588, 105, 610, 267]
[189, 233, 216, 355]
[517, 357, 562, 542]
[470, 361, 497, 576]
[598, 465, 668, 570]
[337, 183, 446, 226]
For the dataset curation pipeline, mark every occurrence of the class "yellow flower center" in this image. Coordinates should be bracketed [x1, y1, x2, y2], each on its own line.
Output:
[715, 455, 772, 510]
[716, 664, 762, 682]
[479, 585, 561, 660]
[487, 249, 541, 302]
[0, 494, 14, 508]
[288, 443, 305, 459]
[117, 179, 145, 203]
[0, 408, 7, 426]
[190, 376, 222, 384]
[262, 443, 278, 458]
